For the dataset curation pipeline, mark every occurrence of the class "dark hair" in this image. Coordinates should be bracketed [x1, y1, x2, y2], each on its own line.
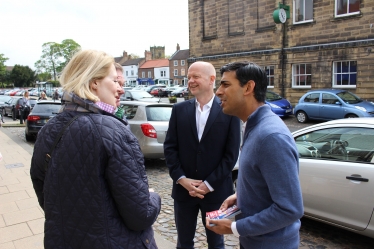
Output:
[220, 61, 267, 102]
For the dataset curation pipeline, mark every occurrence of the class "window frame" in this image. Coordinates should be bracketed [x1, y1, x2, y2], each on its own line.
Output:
[335, 0, 360, 18]
[293, 0, 314, 24]
[181, 60, 185, 66]
[332, 60, 357, 89]
[142, 72, 145, 78]
[174, 69, 178, 77]
[264, 66, 275, 88]
[148, 71, 151, 78]
[174, 60, 178, 66]
[292, 63, 312, 89]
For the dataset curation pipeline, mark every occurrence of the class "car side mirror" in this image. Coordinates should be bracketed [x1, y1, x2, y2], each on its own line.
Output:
[335, 101, 342, 105]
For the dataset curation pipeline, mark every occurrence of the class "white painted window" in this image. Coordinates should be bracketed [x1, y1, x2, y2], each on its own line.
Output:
[148, 71, 151, 78]
[264, 66, 274, 88]
[161, 71, 166, 77]
[142, 72, 145, 78]
[181, 60, 185, 66]
[126, 71, 128, 76]
[174, 69, 178, 76]
[335, 0, 360, 17]
[131, 70, 134, 76]
[174, 60, 178, 66]
[332, 61, 357, 88]
[181, 68, 185, 76]
[292, 64, 312, 88]
[293, 0, 313, 23]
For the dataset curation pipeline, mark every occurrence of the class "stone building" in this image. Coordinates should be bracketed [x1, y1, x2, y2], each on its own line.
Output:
[169, 44, 189, 86]
[150, 46, 166, 59]
[188, 0, 374, 104]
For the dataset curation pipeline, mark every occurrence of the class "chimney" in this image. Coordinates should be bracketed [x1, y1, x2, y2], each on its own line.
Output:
[145, 50, 152, 61]
[123, 50, 128, 58]
[176, 43, 180, 51]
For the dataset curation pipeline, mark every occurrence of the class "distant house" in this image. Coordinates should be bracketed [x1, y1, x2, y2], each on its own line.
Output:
[122, 58, 145, 87]
[138, 59, 170, 86]
[169, 44, 189, 86]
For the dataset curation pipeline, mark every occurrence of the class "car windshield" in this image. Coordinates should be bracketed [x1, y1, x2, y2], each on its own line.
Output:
[0, 96, 11, 102]
[145, 106, 172, 121]
[336, 91, 362, 104]
[266, 91, 282, 101]
[132, 91, 154, 99]
[32, 103, 61, 114]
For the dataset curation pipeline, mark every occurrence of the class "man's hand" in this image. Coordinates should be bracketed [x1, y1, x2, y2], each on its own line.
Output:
[206, 218, 233, 235]
[178, 178, 206, 198]
[220, 193, 237, 211]
[189, 181, 210, 199]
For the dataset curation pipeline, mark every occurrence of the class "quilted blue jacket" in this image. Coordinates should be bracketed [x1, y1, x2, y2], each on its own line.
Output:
[30, 95, 161, 249]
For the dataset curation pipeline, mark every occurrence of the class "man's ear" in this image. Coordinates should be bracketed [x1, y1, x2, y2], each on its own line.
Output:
[210, 75, 216, 85]
[243, 80, 255, 96]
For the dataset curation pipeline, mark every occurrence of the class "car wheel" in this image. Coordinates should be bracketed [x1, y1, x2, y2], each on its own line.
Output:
[179, 93, 183, 97]
[232, 170, 238, 192]
[296, 111, 308, 123]
[25, 131, 34, 142]
[345, 114, 358, 118]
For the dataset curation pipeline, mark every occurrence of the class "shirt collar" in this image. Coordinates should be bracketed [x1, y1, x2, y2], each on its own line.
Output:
[195, 95, 215, 110]
[95, 101, 116, 114]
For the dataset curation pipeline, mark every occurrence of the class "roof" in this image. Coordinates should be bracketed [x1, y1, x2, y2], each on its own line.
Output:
[170, 49, 189, 60]
[140, 59, 169, 69]
[307, 89, 347, 93]
[122, 58, 145, 66]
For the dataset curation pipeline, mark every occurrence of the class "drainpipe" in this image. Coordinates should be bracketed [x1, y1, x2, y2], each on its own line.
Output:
[281, 0, 286, 98]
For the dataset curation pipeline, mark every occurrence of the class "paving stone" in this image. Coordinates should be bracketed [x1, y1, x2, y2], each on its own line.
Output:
[13, 234, 43, 249]
[0, 191, 29, 204]
[0, 186, 9, 194]
[0, 223, 33, 244]
[3, 207, 44, 226]
[0, 202, 19, 215]
[27, 218, 44, 235]
[0, 241, 16, 249]
[15, 198, 39, 211]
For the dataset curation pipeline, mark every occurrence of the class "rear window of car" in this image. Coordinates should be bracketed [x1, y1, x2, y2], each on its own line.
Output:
[32, 103, 61, 113]
[145, 106, 172, 121]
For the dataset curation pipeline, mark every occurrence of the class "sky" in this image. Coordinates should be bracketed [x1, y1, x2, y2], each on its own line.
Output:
[0, 0, 189, 70]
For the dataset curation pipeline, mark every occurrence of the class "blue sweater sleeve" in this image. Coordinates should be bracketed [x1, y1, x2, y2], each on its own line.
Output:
[236, 133, 304, 237]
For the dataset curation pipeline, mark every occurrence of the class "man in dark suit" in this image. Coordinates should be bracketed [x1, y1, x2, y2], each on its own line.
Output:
[164, 61, 241, 249]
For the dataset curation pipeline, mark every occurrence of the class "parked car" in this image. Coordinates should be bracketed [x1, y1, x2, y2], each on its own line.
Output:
[294, 89, 374, 123]
[0, 89, 7, 95]
[1, 97, 22, 118]
[150, 88, 168, 97]
[293, 118, 374, 238]
[265, 91, 293, 117]
[164, 86, 183, 97]
[132, 85, 148, 90]
[119, 101, 173, 159]
[145, 84, 167, 93]
[25, 100, 62, 141]
[120, 90, 160, 102]
[0, 95, 12, 105]
[170, 87, 189, 97]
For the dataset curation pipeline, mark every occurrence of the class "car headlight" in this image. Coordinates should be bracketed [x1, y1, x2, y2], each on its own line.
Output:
[355, 106, 367, 112]
[268, 103, 281, 109]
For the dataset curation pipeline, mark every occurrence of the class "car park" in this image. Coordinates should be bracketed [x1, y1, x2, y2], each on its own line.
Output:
[232, 118, 374, 238]
[150, 88, 168, 97]
[144, 84, 167, 93]
[1, 97, 22, 118]
[265, 90, 293, 117]
[25, 100, 62, 141]
[294, 89, 374, 123]
[119, 101, 173, 159]
[120, 90, 160, 102]
[170, 87, 189, 97]
[164, 86, 183, 97]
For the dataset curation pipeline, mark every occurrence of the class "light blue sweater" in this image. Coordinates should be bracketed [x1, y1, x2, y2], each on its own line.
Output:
[236, 105, 303, 249]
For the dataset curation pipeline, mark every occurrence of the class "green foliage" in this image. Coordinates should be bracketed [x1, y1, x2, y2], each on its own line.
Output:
[48, 80, 60, 87]
[35, 39, 81, 81]
[10, 64, 36, 87]
[36, 72, 52, 82]
[0, 53, 9, 83]
[129, 53, 140, 59]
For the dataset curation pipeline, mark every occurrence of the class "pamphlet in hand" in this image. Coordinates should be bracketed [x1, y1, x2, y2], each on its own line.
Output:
[206, 205, 241, 226]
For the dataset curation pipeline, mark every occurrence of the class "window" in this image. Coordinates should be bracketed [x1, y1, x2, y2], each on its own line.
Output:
[174, 79, 179, 85]
[142, 72, 145, 78]
[181, 68, 185, 76]
[145, 106, 172, 121]
[161, 71, 166, 77]
[174, 69, 178, 76]
[295, 126, 374, 163]
[174, 60, 178, 66]
[292, 64, 312, 88]
[322, 93, 339, 104]
[126, 71, 128, 76]
[264, 66, 274, 87]
[181, 60, 185, 66]
[131, 70, 134, 76]
[293, 0, 313, 23]
[120, 104, 138, 120]
[303, 93, 320, 103]
[148, 71, 151, 78]
[333, 61, 357, 88]
[335, 0, 360, 17]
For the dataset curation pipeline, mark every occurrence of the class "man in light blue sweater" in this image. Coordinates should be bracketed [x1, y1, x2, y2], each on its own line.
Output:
[206, 61, 304, 248]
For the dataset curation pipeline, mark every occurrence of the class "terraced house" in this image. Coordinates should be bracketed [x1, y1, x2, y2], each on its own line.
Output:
[188, 0, 374, 104]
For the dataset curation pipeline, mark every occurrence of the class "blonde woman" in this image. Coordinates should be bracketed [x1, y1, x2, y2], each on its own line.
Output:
[30, 50, 161, 249]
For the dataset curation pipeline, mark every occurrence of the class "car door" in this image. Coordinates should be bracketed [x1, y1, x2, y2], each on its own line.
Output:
[295, 126, 374, 231]
[319, 93, 345, 120]
[302, 93, 321, 119]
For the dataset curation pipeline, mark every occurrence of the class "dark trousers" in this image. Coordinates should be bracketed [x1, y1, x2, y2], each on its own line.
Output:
[174, 199, 224, 249]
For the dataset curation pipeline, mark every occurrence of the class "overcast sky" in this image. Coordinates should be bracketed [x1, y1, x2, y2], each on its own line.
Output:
[1, 0, 189, 70]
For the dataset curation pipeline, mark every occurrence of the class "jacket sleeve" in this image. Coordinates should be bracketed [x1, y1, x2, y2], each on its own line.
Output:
[204, 115, 241, 189]
[30, 138, 46, 210]
[104, 124, 161, 232]
[163, 105, 185, 182]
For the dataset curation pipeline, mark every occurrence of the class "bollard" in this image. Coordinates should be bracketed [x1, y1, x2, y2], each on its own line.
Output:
[12, 106, 17, 121]
[19, 109, 23, 124]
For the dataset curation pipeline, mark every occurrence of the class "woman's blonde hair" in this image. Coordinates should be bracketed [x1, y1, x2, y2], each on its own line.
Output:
[59, 50, 114, 102]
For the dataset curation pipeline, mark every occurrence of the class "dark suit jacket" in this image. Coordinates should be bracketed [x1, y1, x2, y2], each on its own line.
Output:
[164, 96, 241, 203]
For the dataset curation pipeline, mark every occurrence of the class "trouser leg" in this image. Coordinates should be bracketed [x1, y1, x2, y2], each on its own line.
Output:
[174, 200, 199, 249]
[200, 202, 225, 249]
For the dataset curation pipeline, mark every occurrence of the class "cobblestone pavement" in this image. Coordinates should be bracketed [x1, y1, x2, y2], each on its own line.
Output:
[3, 118, 374, 249]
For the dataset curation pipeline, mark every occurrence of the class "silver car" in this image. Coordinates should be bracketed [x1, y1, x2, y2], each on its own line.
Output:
[120, 101, 173, 159]
[293, 118, 374, 238]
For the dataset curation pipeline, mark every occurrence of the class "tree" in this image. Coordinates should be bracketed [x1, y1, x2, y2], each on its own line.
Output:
[129, 53, 140, 59]
[35, 39, 81, 81]
[10, 65, 36, 87]
[36, 72, 52, 82]
[0, 53, 9, 83]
